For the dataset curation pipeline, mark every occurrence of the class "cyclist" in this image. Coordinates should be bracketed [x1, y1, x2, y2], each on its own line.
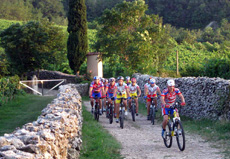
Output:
[102, 78, 109, 112]
[89, 76, 105, 115]
[144, 77, 153, 108]
[115, 76, 130, 123]
[104, 77, 117, 117]
[125, 76, 132, 87]
[144, 78, 161, 120]
[128, 78, 141, 116]
[161, 79, 186, 138]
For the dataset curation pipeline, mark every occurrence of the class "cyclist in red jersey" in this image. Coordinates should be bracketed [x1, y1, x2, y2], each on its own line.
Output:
[102, 78, 109, 111]
[161, 79, 186, 138]
[89, 76, 105, 115]
[104, 77, 117, 116]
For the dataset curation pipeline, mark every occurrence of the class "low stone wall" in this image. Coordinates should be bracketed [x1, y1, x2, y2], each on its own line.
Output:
[27, 70, 76, 84]
[133, 73, 230, 120]
[0, 84, 83, 158]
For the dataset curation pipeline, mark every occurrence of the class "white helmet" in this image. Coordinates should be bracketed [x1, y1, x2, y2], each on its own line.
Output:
[167, 79, 175, 86]
[149, 79, 156, 84]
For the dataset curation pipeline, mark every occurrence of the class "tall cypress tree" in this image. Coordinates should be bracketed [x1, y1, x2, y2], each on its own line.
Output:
[67, 0, 88, 74]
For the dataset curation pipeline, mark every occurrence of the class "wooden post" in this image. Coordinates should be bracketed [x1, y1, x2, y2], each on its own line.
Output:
[176, 50, 179, 76]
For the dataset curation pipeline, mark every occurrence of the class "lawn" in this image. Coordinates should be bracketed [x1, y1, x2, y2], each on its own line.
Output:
[0, 94, 55, 135]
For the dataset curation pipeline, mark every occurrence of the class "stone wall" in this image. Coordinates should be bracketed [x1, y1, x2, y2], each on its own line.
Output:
[0, 84, 83, 159]
[27, 70, 76, 84]
[133, 73, 230, 121]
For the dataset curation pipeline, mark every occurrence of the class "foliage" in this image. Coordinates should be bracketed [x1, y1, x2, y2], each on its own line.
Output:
[95, 0, 173, 75]
[67, 0, 88, 74]
[0, 75, 23, 106]
[31, 0, 67, 25]
[0, 94, 54, 135]
[0, 20, 65, 76]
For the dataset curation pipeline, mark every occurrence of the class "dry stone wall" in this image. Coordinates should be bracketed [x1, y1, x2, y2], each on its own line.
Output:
[0, 84, 83, 159]
[133, 73, 230, 121]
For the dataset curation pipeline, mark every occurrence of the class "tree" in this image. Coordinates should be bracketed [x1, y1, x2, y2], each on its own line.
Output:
[0, 20, 65, 76]
[94, 0, 173, 74]
[67, 0, 88, 74]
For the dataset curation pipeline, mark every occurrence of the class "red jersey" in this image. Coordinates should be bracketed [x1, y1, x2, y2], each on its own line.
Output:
[107, 83, 117, 94]
[161, 88, 181, 107]
[90, 81, 104, 93]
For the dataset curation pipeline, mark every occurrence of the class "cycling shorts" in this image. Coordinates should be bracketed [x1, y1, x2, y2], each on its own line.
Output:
[130, 93, 138, 99]
[92, 92, 101, 98]
[107, 93, 114, 98]
[162, 108, 178, 116]
[116, 94, 127, 104]
[147, 94, 157, 102]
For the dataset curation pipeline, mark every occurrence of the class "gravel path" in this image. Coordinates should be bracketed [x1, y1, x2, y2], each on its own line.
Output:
[84, 101, 223, 159]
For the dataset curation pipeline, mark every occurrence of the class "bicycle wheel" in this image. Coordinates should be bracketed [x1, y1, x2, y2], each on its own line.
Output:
[120, 110, 124, 129]
[94, 104, 97, 120]
[151, 107, 155, 125]
[131, 104, 135, 122]
[176, 120, 185, 151]
[149, 107, 153, 122]
[109, 105, 113, 124]
[163, 121, 172, 148]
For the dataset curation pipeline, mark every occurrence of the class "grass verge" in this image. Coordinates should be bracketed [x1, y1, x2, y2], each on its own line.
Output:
[80, 103, 122, 159]
[0, 94, 55, 135]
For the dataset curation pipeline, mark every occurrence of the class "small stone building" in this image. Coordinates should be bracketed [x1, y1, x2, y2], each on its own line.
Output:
[87, 52, 103, 77]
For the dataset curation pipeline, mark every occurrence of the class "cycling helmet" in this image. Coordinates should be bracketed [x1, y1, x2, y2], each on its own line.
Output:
[148, 77, 153, 81]
[109, 77, 115, 82]
[117, 76, 124, 80]
[104, 79, 108, 83]
[93, 76, 99, 80]
[126, 76, 130, 80]
[131, 78, 136, 83]
[149, 79, 156, 84]
[167, 79, 175, 86]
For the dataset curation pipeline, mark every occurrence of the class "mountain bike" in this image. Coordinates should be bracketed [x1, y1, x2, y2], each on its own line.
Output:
[148, 97, 156, 125]
[93, 95, 100, 122]
[163, 103, 185, 151]
[117, 97, 126, 129]
[130, 96, 137, 122]
[106, 97, 114, 124]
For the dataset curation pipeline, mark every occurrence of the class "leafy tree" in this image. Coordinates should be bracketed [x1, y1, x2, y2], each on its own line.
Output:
[67, 0, 88, 74]
[95, 0, 173, 74]
[0, 20, 65, 76]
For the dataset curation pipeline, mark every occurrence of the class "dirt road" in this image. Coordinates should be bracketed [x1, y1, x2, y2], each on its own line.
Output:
[84, 101, 223, 159]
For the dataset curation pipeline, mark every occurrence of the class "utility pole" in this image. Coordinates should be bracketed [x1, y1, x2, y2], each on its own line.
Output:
[176, 50, 179, 76]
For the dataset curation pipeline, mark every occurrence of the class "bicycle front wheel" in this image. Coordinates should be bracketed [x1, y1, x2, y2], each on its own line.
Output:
[151, 107, 155, 125]
[120, 110, 124, 129]
[163, 121, 172, 148]
[131, 104, 135, 122]
[176, 120, 185, 151]
[109, 106, 113, 124]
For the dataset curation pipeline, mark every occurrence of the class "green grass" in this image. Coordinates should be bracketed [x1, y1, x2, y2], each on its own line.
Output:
[0, 94, 55, 135]
[80, 104, 122, 159]
[181, 116, 230, 158]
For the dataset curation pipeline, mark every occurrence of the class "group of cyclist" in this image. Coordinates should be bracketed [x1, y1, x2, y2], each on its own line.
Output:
[89, 75, 186, 138]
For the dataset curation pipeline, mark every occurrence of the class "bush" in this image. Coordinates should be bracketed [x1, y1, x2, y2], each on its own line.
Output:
[0, 75, 24, 106]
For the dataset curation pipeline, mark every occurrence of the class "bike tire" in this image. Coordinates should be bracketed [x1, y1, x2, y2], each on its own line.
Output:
[131, 104, 135, 122]
[120, 110, 124, 129]
[149, 107, 153, 122]
[151, 107, 155, 125]
[176, 120, 185, 151]
[163, 121, 172, 148]
[109, 106, 113, 124]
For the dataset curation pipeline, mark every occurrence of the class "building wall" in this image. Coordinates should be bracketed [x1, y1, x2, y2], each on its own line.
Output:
[87, 54, 103, 77]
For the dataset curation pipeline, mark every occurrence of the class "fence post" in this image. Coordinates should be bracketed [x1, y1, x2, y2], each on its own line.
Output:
[176, 50, 179, 76]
